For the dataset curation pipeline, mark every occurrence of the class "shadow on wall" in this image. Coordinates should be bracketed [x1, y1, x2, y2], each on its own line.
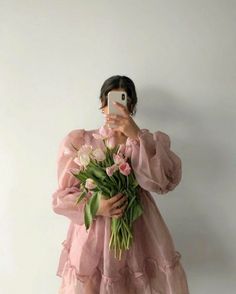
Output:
[136, 86, 234, 275]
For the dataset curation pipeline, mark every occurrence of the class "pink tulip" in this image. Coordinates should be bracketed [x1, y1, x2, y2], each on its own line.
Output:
[75, 144, 93, 167]
[92, 124, 115, 141]
[117, 144, 126, 156]
[117, 144, 132, 159]
[106, 164, 119, 176]
[99, 124, 115, 138]
[113, 153, 125, 165]
[124, 145, 132, 159]
[119, 162, 131, 176]
[74, 154, 90, 167]
[92, 148, 106, 161]
[92, 125, 117, 149]
[105, 137, 116, 149]
[85, 178, 97, 190]
[77, 144, 93, 155]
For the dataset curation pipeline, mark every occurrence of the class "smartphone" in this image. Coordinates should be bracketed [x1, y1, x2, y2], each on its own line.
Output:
[107, 90, 127, 128]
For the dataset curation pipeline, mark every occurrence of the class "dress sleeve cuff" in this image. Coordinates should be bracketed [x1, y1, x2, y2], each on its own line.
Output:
[126, 128, 149, 145]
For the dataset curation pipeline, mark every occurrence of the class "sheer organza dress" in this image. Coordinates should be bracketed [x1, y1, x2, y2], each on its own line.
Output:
[52, 127, 189, 294]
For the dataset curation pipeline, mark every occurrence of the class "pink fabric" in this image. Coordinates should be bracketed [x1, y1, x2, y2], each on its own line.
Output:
[52, 128, 189, 294]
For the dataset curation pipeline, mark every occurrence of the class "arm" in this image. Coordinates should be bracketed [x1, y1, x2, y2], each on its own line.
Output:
[51, 129, 87, 225]
[126, 129, 182, 194]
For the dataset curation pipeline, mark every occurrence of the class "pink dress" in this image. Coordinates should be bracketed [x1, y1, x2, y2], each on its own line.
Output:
[52, 127, 190, 294]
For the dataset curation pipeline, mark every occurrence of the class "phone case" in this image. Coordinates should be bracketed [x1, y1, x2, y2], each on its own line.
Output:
[107, 91, 127, 128]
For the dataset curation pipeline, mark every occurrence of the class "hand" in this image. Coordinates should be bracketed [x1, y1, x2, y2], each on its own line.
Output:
[105, 102, 141, 140]
[96, 192, 128, 219]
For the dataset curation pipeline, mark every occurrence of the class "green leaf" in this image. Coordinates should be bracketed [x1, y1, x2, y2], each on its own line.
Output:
[84, 202, 93, 230]
[92, 167, 106, 180]
[75, 190, 87, 205]
[110, 187, 114, 197]
[132, 178, 139, 188]
[131, 203, 143, 222]
[90, 191, 100, 218]
[84, 191, 101, 231]
[126, 195, 136, 211]
[100, 185, 111, 196]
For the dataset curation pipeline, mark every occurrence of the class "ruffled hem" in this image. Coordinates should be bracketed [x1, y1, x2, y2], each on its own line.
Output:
[56, 239, 189, 294]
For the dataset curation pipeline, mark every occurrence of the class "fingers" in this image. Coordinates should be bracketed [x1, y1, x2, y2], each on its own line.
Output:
[111, 194, 128, 210]
[106, 113, 125, 120]
[98, 193, 128, 218]
[112, 102, 129, 117]
[107, 193, 128, 219]
[108, 192, 124, 204]
[112, 200, 128, 218]
[105, 115, 126, 127]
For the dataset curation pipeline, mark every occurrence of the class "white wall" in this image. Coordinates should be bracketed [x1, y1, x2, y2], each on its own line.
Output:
[0, 1, 235, 293]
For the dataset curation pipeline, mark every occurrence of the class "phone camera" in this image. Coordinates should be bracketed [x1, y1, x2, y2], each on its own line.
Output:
[122, 94, 125, 100]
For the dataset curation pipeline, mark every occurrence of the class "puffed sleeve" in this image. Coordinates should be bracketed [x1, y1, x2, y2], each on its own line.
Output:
[126, 128, 182, 194]
[51, 129, 87, 225]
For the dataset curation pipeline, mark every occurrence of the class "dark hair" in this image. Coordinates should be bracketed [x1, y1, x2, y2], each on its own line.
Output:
[99, 75, 138, 116]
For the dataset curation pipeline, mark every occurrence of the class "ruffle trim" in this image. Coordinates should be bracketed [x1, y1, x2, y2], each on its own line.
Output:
[56, 239, 183, 294]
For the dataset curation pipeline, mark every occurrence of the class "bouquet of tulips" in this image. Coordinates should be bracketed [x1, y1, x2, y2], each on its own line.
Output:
[68, 126, 143, 260]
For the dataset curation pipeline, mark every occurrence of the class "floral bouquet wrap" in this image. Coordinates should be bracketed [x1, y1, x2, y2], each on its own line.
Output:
[68, 125, 143, 260]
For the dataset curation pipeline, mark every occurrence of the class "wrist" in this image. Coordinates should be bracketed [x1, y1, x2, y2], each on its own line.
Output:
[128, 128, 141, 140]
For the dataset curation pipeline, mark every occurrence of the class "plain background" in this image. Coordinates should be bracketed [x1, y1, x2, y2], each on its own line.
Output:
[0, 1, 235, 293]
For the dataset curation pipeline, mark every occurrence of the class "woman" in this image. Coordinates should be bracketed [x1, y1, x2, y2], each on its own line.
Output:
[52, 75, 190, 294]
